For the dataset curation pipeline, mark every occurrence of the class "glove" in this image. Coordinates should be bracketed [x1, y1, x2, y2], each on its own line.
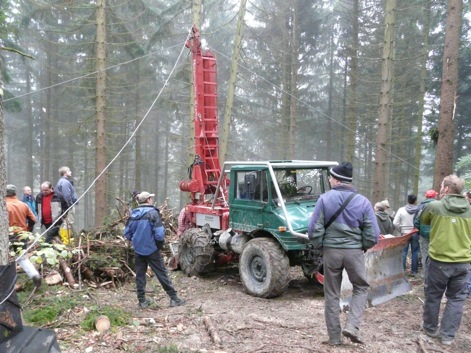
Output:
[156, 240, 165, 250]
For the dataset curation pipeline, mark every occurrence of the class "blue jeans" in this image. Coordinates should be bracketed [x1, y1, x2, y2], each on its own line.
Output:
[402, 233, 420, 274]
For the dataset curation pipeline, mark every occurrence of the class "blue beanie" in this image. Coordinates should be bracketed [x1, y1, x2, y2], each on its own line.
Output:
[329, 162, 353, 183]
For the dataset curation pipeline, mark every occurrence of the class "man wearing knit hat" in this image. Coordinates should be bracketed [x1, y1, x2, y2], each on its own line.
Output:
[413, 189, 438, 283]
[308, 162, 380, 345]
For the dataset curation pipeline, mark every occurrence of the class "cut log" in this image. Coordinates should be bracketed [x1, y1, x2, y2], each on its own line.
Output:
[203, 315, 222, 347]
[59, 258, 76, 286]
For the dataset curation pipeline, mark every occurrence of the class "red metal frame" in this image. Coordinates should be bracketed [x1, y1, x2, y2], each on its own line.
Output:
[179, 25, 229, 229]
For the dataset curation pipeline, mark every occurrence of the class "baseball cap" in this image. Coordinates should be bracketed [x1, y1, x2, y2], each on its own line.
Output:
[137, 191, 155, 204]
[425, 189, 438, 198]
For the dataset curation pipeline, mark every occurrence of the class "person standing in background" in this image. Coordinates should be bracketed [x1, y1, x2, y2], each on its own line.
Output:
[374, 202, 394, 235]
[55, 166, 78, 217]
[36, 181, 69, 243]
[413, 189, 438, 283]
[394, 194, 418, 275]
[6, 184, 41, 287]
[21, 186, 37, 231]
[56, 166, 78, 242]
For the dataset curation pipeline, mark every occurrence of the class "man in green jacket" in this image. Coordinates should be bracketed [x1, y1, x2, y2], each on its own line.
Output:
[420, 175, 471, 346]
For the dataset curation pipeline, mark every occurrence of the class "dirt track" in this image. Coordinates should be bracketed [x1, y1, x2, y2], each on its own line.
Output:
[56, 266, 471, 353]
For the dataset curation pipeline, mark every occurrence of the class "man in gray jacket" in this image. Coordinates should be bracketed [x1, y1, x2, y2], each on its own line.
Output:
[308, 162, 379, 346]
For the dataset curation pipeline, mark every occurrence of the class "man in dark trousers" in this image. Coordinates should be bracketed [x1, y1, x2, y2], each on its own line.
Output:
[36, 181, 69, 243]
[421, 175, 471, 346]
[125, 191, 185, 309]
[308, 162, 379, 346]
[413, 189, 438, 282]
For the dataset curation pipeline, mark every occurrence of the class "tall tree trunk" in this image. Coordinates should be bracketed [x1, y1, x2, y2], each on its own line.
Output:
[135, 62, 142, 191]
[220, 0, 247, 164]
[24, 64, 33, 187]
[287, 1, 298, 159]
[413, 0, 431, 194]
[346, 0, 359, 161]
[0, 83, 9, 265]
[326, 29, 335, 160]
[94, 0, 107, 227]
[373, 0, 396, 203]
[433, 0, 463, 190]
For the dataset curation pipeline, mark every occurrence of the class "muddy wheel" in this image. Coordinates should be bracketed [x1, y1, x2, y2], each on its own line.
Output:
[239, 238, 290, 298]
[178, 228, 215, 276]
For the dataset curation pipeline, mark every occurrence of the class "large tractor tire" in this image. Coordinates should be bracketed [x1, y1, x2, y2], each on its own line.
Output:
[178, 228, 215, 276]
[239, 238, 290, 298]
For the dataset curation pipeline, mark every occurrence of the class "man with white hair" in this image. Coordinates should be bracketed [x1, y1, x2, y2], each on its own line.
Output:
[421, 175, 471, 345]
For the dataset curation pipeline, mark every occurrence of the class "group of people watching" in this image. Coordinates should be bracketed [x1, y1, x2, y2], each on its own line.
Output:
[373, 178, 471, 346]
[308, 161, 471, 347]
[6, 166, 78, 246]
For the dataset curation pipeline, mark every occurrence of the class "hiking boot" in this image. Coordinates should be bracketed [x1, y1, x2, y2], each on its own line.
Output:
[342, 324, 364, 344]
[422, 325, 439, 338]
[169, 298, 186, 307]
[441, 338, 454, 345]
[139, 299, 151, 309]
[322, 339, 343, 346]
[326, 336, 343, 346]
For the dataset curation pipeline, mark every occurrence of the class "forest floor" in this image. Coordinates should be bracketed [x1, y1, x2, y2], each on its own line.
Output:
[39, 264, 471, 353]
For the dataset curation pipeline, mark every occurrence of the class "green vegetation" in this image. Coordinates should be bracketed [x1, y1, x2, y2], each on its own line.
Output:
[19, 287, 131, 329]
[22, 294, 80, 326]
[80, 306, 130, 331]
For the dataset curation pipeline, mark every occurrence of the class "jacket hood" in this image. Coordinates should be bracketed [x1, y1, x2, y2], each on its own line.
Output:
[442, 194, 470, 214]
[375, 210, 390, 221]
[129, 205, 154, 219]
[405, 204, 418, 214]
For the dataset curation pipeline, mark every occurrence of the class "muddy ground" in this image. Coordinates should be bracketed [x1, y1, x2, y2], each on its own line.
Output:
[47, 264, 471, 353]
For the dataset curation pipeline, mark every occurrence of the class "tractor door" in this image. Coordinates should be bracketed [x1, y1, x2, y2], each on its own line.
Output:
[230, 169, 271, 232]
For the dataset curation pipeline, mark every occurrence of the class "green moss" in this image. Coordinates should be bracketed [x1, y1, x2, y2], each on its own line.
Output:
[80, 306, 130, 331]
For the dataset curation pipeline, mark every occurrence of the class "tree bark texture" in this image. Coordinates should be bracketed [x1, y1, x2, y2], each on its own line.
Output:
[95, 0, 108, 227]
[373, 0, 396, 203]
[413, 0, 431, 195]
[220, 0, 247, 164]
[433, 0, 463, 190]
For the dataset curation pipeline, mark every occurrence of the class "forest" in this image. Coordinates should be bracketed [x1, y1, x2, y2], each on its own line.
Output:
[1, 0, 471, 231]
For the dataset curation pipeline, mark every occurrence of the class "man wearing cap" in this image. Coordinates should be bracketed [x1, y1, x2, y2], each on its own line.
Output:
[5, 184, 41, 287]
[308, 162, 379, 345]
[413, 189, 438, 283]
[6, 184, 36, 239]
[420, 175, 471, 345]
[125, 191, 185, 309]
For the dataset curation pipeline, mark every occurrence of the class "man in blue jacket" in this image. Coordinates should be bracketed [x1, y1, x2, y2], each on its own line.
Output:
[308, 162, 379, 346]
[125, 191, 185, 309]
